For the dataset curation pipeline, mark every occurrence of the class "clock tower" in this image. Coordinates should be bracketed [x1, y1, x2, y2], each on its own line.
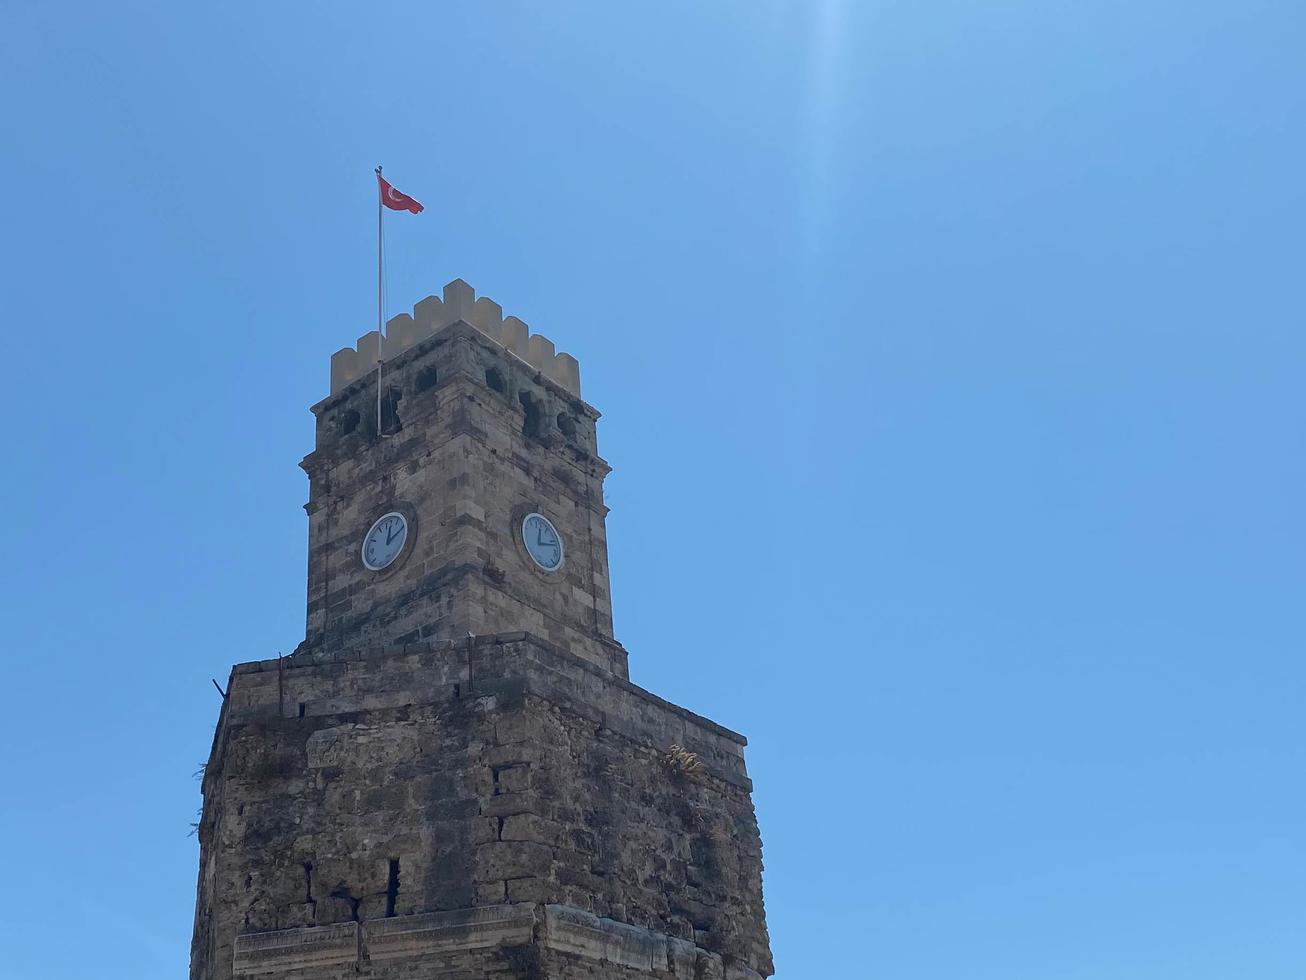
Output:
[301, 277, 622, 676]
[190, 279, 773, 980]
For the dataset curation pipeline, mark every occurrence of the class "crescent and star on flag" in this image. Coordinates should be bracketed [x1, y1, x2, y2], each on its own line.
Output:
[375, 166, 424, 214]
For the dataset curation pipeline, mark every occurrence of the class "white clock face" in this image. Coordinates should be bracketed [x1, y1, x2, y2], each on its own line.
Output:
[522, 512, 564, 572]
[362, 512, 409, 571]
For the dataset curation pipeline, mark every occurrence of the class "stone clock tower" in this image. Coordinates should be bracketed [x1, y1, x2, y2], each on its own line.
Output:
[190, 279, 773, 980]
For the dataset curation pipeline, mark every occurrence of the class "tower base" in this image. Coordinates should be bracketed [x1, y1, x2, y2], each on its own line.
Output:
[191, 633, 772, 979]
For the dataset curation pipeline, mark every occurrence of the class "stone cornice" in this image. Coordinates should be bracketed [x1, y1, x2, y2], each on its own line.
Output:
[231, 903, 766, 979]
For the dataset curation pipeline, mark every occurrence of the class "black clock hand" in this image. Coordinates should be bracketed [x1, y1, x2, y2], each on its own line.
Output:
[386, 522, 401, 545]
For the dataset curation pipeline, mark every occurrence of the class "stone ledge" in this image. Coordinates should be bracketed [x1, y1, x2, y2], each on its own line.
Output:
[538, 905, 752, 978]
[232, 921, 358, 975]
[229, 905, 753, 977]
[363, 903, 537, 961]
[542, 904, 671, 972]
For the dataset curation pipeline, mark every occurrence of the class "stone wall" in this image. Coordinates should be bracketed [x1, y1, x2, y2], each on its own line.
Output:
[191, 634, 772, 979]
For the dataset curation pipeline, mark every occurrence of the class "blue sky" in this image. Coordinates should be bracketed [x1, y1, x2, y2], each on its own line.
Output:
[1, 3, 1303, 977]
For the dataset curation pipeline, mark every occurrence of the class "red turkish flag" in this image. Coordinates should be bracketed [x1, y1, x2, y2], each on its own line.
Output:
[376, 170, 424, 213]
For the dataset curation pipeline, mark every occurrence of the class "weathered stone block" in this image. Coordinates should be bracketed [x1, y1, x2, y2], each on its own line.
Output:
[506, 876, 551, 903]
[480, 789, 541, 818]
[474, 840, 554, 881]
[501, 813, 563, 846]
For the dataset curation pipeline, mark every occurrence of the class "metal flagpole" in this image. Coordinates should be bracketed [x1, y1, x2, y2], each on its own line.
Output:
[376, 166, 384, 434]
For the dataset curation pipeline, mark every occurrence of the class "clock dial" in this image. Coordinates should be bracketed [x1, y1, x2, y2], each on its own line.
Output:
[522, 512, 564, 572]
[361, 512, 409, 571]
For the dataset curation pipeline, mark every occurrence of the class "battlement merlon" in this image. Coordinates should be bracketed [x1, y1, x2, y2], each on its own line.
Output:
[328, 278, 582, 397]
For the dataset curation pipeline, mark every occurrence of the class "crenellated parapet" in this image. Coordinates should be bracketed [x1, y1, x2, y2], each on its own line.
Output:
[329, 278, 581, 397]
